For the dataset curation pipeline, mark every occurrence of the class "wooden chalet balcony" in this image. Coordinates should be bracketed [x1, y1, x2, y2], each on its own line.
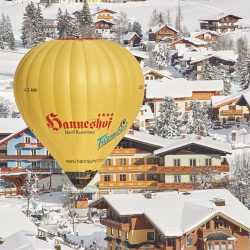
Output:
[17, 142, 43, 148]
[157, 165, 229, 173]
[99, 165, 157, 173]
[221, 110, 243, 116]
[97, 15, 113, 20]
[201, 228, 233, 238]
[100, 218, 130, 231]
[0, 155, 53, 160]
[157, 182, 194, 190]
[111, 148, 137, 155]
[99, 180, 157, 189]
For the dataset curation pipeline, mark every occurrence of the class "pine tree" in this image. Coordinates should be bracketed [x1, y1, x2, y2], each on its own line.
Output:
[0, 15, 5, 49]
[113, 11, 129, 44]
[201, 63, 232, 95]
[175, 1, 182, 33]
[128, 21, 132, 32]
[239, 53, 250, 90]
[77, 0, 96, 38]
[132, 21, 142, 37]
[153, 96, 182, 139]
[149, 9, 159, 28]
[0, 96, 11, 117]
[34, 5, 45, 45]
[230, 152, 250, 207]
[56, 8, 65, 38]
[166, 8, 172, 26]
[4, 15, 16, 50]
[188, 100, 210, 136]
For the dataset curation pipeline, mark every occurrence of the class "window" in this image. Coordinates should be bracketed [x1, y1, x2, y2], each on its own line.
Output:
[173, 159, 181, 166]
[189, 159, 196, 166]
[31, 149, 36, 156]
[147, 158, 157, 164]
[32, 161, 37, 168]
[104, 159, 111, 166]
[214, 242, 219, 250]
[110, 246, 112, 250]
[190, 175, 197, 182]
[126, 232, 129, 240]
[205, 158, 212, 166]
[186, 237, 193, 246]
[134, 159, 142, 165]
[120, 174, 126, 181]
[229, 105, 236, 110]
[167, 239, 173, 247]
[16, 149, 21, 156]
[17, 161, 21, 168]
[136, 174, 144, 181]
[104, 175, 111, 182]
[228, 242, 233, 250]
[206, 221, 210, 229]
[25, 137, 31, 143]
[207, 243, 212, 250]
[146, 232, 154, 241]
[118, 230, 121, 238]
[147, 174, 157, 180]
[119, 158, 126, 165]
[110, 227, 113, 235]
[174, 175, 181, 183]
[214, 218, 219, 229]
[221, 242, 226, 250]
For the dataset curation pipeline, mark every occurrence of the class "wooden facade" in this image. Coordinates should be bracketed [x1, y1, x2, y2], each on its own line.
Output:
[91, 199, 250, 250]
[98, 135, 231, 194]
[149, 25, 178, 43]
[200, 15, 242, 33]
[195, 31, 219, 43]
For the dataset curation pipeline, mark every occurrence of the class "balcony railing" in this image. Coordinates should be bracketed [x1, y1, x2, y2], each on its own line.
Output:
[157, 165, 229, 173]
[0, 155, 53, 160]
[157, 182, 194, 190]
[99, 180, 157, 189]
[111, 148, 137, 155]
[97, 15, 113, 19]
[221, 110, 243, 116]
[201, 228, 233, 238]
[100, 218, 130, 231]
[100, 165, 157, 173]
[17, 142, 43, 148]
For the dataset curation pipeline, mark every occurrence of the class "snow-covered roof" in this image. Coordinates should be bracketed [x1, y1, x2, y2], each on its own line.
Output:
[182, 50, 210, 61]
[193, 30, 219, 37]
[0, 118, 27, 134]
[0, 230, 73, 250]
[143, 66, 172, 79]
[123, 32, 140, 41]
[150, 24, 178, 34]
[93, 9, 117, 15]
[201, 14, 242, 21]
[189, 50, 237, 64]
[124, 130, 168, 148]
[129, 50, 148, 59]
[90, 189, 250, 237]
[172, 37, 207, 46]
[211, 93, 241, 108]
[0, 208, 37, 239]
[154, 135, 232, 155]
[146, 79, 223, 99]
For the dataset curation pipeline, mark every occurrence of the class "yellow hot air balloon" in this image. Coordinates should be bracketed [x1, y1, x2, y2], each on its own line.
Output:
[14, 39, 144, 188]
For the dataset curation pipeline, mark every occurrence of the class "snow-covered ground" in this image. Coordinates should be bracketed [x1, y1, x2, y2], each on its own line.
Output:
[0, 192, 106, 249]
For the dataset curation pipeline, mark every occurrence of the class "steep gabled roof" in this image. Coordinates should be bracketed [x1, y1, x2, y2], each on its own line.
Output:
[93, 9, 117, 15]
[200, 14, 242, 22]
[123, 32, 140, 41]
[90, 189, 250, 237]
[150, 24, 178, 34]
[154, 136, 232, 155]
[172, 37, 207, 46]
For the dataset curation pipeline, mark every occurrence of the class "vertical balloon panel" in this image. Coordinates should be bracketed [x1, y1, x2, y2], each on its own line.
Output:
[14, 39, 144, 188]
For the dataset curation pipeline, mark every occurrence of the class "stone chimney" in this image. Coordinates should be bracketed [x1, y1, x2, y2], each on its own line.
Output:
[231, 130, 237, 142]
[214, 198, 225, 206]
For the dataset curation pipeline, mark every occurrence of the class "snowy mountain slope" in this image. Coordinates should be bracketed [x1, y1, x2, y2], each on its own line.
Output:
[0, 0, 250, 38]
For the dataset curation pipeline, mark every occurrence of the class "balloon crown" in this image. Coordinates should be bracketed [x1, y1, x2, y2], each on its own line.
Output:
[57, 38, 97, 40]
